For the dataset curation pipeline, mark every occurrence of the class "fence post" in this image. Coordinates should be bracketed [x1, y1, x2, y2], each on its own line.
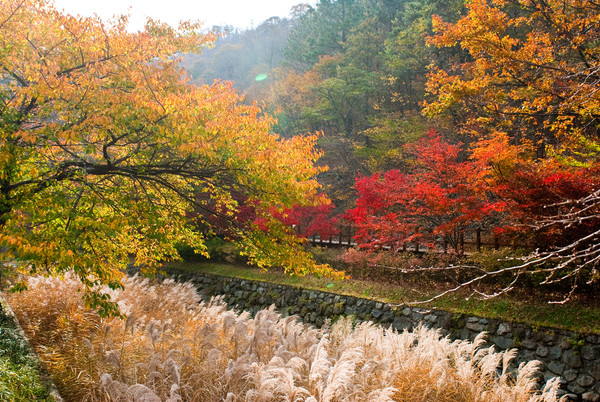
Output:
[345, 224, 349, 246]
[494, 234, 499, 250]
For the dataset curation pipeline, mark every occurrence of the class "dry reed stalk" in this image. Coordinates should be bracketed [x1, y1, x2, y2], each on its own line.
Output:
[7, 274, 560, 401]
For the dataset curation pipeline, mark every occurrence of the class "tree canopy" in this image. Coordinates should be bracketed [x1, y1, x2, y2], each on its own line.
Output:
[0, 0, 340, 315]
[417, 0, 600, 299]
[262, 0, 600, 299]
[425, 0, 600, 161]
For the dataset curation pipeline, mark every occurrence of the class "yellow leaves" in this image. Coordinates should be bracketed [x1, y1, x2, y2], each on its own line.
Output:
[0, 0, 333, 313]
[430, 0, 511, 51]
[429, 15, 452, 46]
[471, 130, 531, 168]
[426, 0, 600, 163]
[423, 68, 485, 117]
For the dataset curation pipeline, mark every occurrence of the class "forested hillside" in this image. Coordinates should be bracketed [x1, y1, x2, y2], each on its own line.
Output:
[183, 0, 467, 209]
[180, 16, 291, 94]
[185, 0, 600, 297]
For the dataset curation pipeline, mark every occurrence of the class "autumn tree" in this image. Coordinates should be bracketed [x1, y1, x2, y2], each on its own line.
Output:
[347, 130, 501, 253]
[0, 0, 341, 315]
[279, 202, 340, 241]
[491, 162, 600, 249]
[425, 0, 600, 159]
[423, 0, 600, 300]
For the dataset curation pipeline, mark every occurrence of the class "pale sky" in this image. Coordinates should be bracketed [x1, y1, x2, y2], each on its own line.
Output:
[51, 0, 317, 31]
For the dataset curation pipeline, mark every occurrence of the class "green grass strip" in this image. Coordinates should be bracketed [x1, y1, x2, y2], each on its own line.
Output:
[0, 297, 54, 401]
[163, 261, 600, 335]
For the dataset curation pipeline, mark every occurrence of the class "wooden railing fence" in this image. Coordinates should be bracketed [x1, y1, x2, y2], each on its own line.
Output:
[305, 224, 529, 254]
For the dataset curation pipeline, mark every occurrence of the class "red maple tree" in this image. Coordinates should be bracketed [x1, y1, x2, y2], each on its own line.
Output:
[347, 130, 502, 253]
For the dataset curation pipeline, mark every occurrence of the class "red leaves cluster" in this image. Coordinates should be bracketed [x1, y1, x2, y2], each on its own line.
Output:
[199, 190, 340, 242]
[278, 203, 340, 240]
[253, 203, 340, 240]
[346, 130, 500, 252]
[493, 165, 600, 249]
[346, 129, 600, 253]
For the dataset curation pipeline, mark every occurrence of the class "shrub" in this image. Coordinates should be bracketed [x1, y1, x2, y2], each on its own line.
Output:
[308, 246, 347, 268]
[467, 248, 527, 273]
[177, 237, 247, 264]
[339, 248, 468, 284]
[8, 274, 560, 401]
[0, 301, 52, 401]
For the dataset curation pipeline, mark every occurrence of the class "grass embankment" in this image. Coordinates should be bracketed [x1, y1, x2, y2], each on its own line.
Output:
[163, 260, 600, 335]
[0, 297, 54, 401]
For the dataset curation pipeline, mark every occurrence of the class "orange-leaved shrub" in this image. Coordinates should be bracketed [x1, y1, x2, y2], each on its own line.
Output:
[7, 274, 560, 401]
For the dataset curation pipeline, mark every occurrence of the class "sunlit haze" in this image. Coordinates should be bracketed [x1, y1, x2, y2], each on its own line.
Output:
[51, 0, 317, 31]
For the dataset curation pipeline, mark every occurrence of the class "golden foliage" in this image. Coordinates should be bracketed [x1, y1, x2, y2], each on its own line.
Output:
[424, 0, 600, 161]
[0, 0, 337, 314]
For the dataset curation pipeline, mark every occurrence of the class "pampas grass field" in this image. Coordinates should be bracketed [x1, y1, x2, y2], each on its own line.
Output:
[7, 275, 560, 401]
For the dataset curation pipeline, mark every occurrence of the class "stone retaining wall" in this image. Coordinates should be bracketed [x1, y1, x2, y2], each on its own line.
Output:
[165, 267, 600, 401]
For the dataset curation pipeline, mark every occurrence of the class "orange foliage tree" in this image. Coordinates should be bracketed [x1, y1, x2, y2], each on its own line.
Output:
[423, 0, 600, 300]
[424, 0, 600, 159]
[0, 0, 340, 315]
